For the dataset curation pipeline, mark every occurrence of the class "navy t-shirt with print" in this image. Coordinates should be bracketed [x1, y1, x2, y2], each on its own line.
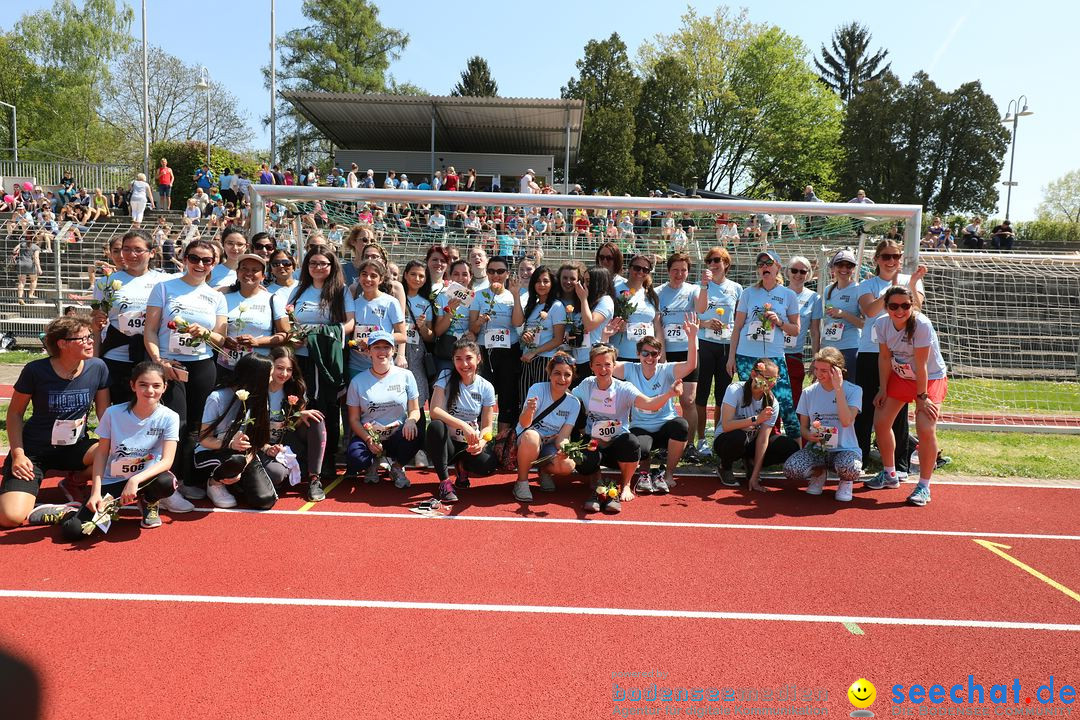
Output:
[14, 357, 110, 449]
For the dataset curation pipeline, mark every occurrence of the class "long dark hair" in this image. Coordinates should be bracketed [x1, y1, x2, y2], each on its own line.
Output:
[126, 360, 168, 412]
[586, 266, 616, 310]
[882, 286, 917, 342]
[351, 257, 388, 300]
[627, 254, 660, 309]
[524, 264, 558, 320]
[289, 248, 346, 323]
[443, 339, 483, 418]
[403, 260, 427, 297]
[556, 261, 586, 306]
[595, 242, 623, 275]
[741, 358, 777, 410]
[420, 244, 450, 300]
[199, 353, 272, 449]
[269, 346, 307, 411]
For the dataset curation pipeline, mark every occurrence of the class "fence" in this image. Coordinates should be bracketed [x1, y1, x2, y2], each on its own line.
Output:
[0, 160, 137, 195]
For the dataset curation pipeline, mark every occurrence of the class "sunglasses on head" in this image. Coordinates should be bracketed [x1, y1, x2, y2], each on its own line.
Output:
[879, 253, 902, 261]
[550, 355, 574, 367]
[887, 302, 912, 311]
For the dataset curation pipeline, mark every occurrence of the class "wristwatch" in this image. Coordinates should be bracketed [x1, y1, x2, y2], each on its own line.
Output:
[749, 415, 758, 425]
[916, 393, 929, 401]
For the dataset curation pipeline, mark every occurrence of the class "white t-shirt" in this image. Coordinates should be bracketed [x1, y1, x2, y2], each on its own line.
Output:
[348, 291, 405, 369]
[469, 288, 519, 347]
[796, 381, 863, 455]
[219, 289, 287, 368]
[433, 371, 496, 431]
[99, 269, 166, 362]
[873, 313, 947, 380]
[856, 274, 926, 353]
[623, 362, 677, 432]
[718, 382, 779, 438]
[97, 403, 180, 484]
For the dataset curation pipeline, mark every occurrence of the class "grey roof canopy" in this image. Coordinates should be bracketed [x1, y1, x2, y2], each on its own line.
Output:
[282, 92, 585, 163]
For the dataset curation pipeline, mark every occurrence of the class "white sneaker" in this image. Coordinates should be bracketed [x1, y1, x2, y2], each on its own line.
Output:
[160, 490, 194, 513]
[207, 481, 238, 509]
[805, 471, 826, 496]
[835, 480, 853, 502]
[697, 439, 713, 457]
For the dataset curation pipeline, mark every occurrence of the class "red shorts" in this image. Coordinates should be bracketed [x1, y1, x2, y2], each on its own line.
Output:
[886, 374, 948, 404]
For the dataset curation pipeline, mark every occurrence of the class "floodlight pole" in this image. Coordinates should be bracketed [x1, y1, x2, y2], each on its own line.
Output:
[0, 100, 16, 162]
[141, 0, 149, 178]
[269, 0, 276, 165]
[1001, 95, 1033, 222]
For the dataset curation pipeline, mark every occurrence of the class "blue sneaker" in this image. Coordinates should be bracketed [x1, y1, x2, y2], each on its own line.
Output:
[864, 470, 900, 490]
[907, 484, 931, 506]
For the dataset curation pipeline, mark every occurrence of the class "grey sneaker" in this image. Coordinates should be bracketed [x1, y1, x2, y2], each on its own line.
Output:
[718, 467, 739, 487]
[865, 470, 900, 490]
[633, 470, 654, 494]
[513, 480, 533, 502]
[391, 464, 410, 489]
[602, 497, 622, 514]
[539, 472, 556, 492]
[651, 471, 670, 495]
[140, 500, 161, 529]
[178, 483, 207, 501]
[27, 503, 77, 526]
[160, 490, 194, 513]
[306, 477, 326, 502]
[907, 484, 932, 506]
[582, 496, 602, 513]
[364, 464, 381, 484]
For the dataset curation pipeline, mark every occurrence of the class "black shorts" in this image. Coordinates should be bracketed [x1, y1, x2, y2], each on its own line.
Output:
[576, 431, 641, 474]
[0, 436, 97, 498]
[157, 184, 172, 197]
[663, 351, 698, 382]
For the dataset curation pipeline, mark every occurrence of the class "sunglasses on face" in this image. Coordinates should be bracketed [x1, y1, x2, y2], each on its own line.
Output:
[308, 262, 331, 269]
[788, 267, 808, 275]
[879, 253, 902, 261]
[630, 264, 651, 273]
[834, 262, 856, 269]
[887, 302, 912, 311]
[753, 375, 778, 387]
[639, 349, 660, 359]
[270, 260, 293, 268]
[756, 259, 775, 268]
[598, 254, 615, 261]
[60, 335, 94, 344]
[253, 244, 274, 251]
[707, 257, 725, 264]
[186, 255, 214, 265]
[486, 268, 508, 275]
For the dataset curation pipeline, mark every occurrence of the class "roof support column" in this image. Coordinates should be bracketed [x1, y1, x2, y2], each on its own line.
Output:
[564, 108, 571, 193]
[430, 103, 436, 181]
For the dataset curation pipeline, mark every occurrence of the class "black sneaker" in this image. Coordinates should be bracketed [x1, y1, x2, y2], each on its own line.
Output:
[935, 452, 952, 470]
[454, 469, 471, 490]
[718, 468, 739, 487]
[439, 480, 459, 503]
[306, 478, 326, 502]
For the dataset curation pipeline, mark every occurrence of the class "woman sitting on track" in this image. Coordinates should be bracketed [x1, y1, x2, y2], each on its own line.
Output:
[193, 354, 292, 510]
[572, 344, 685, 514]
[513, 352, 583, 504]
[345, 331, 422, 489]
[0, 316, 110, 529]
[56, 361, 181, 539]
[612, 321, 699, 495]
[713, 359, 799, 492]
[783, 348, 863, 502]
[867, 287, 948, 507]
[267, 347, 328, 503]
[426, 340, 498, 503]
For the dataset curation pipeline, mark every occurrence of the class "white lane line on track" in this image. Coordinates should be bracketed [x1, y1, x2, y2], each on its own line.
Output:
[185, 507, 1080, 542]
[1, 589, 1077, 632]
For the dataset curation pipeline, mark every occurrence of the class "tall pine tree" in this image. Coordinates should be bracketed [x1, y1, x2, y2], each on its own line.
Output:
[814, 22, 890, 102]
[451, 57, 498, 97]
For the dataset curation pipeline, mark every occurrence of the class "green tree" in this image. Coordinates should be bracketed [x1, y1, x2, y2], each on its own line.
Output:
[562, 33, 641, 194]
[1036, 170, 1080, 223]
[633, 55, 704, 192]
[814, 22, 890, 102]
[451, 56, 498, 97]
[837, 72, 903, 200]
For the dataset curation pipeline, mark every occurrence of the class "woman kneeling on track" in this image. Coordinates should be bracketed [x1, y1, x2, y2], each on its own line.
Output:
[0, 316, 110, 529]
[193, 354, 291, 510]
[783, 348, 863, 502]
[513, 352, 583, 504]
[56, 361, 181, 539]
[713, 359, 799, 492]
[609, 320, 699, 495]
[267, 347, 328, 503]
[867, 287, 948, 507]
[426, 339, 498, 503]
[346, 330, 422, 489]
[572, 344, 684, 514]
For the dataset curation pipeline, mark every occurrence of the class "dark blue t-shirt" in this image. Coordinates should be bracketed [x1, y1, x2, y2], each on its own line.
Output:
[14, 357, 109, 449]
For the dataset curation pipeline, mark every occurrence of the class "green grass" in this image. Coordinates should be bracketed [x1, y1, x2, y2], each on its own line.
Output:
[934, 430, 1080, 479]
[0, 350, 47, 365]
[945, 378, 1080, 415]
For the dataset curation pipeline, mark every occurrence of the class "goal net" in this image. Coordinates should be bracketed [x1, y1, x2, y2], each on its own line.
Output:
[249, 186, 1080, 432]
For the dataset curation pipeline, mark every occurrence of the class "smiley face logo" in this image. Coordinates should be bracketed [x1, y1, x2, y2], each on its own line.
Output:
[848, 679, 876, 709]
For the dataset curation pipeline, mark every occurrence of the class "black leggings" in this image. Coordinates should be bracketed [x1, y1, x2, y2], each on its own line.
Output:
[854, 352, 913, 473]
[695, 341, 732, 406]
[425, 419, 498, 481]
[103, 358, 135, 406]
[630, 418, 690, 461]
[576, 431, 641, 475]
[283, 420, 327, 478]
[193, 449, 287, 509]
[296, 355, 342, 479]
[160, 357, 218, 485]
[481, 344, 521, 427]
[59, 472, 175, 541]
[712, 430, 799, 470]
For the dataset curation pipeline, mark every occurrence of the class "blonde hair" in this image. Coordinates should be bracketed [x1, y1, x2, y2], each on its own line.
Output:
[813, 346, 846, 372]
[788, 255, 813, 281]
[136, 173, 146, 182]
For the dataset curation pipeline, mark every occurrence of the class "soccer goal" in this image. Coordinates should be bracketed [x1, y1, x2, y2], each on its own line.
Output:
[248, 185, 1080, 433]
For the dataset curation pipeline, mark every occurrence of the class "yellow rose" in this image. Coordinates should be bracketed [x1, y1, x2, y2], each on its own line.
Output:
[481, 430, 494, 442]
[607, 487, 618, 498]
[716, 308, 725, 316]
[111, 279, 123, 291]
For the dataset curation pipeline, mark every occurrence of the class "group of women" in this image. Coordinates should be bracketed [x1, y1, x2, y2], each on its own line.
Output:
[0, 228, 950, 540]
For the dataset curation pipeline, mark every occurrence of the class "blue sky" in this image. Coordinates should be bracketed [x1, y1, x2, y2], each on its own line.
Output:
[4, 0, 1072, 220]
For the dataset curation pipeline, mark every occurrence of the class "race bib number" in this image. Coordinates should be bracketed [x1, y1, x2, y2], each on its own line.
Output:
[870, 324, 880, 344]
[588, 388, 617, 415]
[51, 417, 85, 446]
[217, 346, 246, 369]
[444, 282, 473, 305]
[452, 423, 477, 443]
[783, 333, 799, 350]
[406, 325, 420, 345]
[591, 419, 621, 441]
[110, 456, 147, 478]
[118, 309, 145, 336]
[747, 320, 775, 343]
[354, 324, 378, 345]
[702, 323, 732, 343]
[892, 359, 916, 380]
[485, 328, 511, 348]
[824, 427, 840, 449]
[168, 331, 202, 356]
[664, 323, 685, 343]
[627, 322, 650, 341]
[823, 321, 844, 342]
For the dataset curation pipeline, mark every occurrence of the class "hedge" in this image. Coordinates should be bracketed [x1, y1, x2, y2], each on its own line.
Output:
[149, 141, 262, 204]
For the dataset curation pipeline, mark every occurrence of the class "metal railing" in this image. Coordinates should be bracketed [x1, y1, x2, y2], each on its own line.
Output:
[0, 159, 137, 194]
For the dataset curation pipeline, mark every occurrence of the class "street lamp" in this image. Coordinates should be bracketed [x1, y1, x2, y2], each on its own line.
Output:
[194, 67, 211, 167]
[0, 100, 16, 162]
[1000, 95, 1034, 221]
